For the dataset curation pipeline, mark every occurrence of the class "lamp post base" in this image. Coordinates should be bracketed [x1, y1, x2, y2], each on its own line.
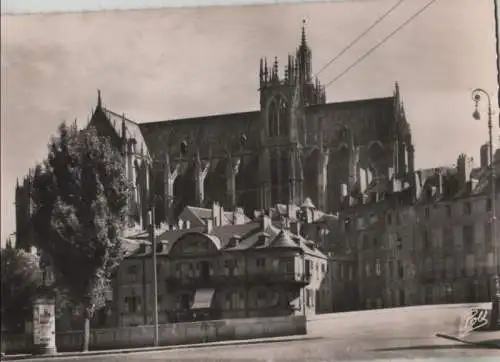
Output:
[490, 274, 500, 331]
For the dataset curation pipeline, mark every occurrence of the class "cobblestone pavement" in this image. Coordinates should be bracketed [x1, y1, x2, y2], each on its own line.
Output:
[13, 304, 500, 361]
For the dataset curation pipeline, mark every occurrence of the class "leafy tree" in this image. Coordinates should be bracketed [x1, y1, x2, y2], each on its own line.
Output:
[31, 123, 130, 351]
[0, 247, 43, 332]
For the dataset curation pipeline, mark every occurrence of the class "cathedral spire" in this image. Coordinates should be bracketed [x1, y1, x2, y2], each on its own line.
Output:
[272, 56, 279, 81]
[97, 89, 102, 109]
[296, 18, 312, 85]
[264, 58, 269, 82]
[301, 18, 307, 47]
[260, 58, 264, 85]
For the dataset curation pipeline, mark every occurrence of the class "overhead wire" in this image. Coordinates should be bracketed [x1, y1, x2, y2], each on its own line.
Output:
[323, 0, 439, 88]
[315, 0, 407, 77]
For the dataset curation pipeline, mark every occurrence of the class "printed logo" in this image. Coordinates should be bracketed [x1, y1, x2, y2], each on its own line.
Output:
[458, 308, 489, 338]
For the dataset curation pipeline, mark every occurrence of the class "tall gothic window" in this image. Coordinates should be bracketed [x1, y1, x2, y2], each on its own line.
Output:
[268, 96, 289, 137]
[279, 98, 289, 135]
[269, 101, 279, 137]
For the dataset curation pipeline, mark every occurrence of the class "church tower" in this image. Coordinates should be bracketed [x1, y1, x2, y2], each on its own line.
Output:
[257, 21, 326, 209]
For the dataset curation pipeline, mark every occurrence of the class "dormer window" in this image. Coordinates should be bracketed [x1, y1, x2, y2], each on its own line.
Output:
[227, 235, 241, 248]
[255, 232, 270, 247]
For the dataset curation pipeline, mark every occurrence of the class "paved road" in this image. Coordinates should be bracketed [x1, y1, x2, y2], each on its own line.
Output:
[17, 304, 500, 361]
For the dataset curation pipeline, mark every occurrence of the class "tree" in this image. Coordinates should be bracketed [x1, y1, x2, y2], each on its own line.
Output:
[1, 247, 43, 332]
[31, 123, 130, 351]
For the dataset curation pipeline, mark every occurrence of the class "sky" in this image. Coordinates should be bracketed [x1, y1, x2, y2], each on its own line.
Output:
[1, 0, 499, 246]
[2, 0, 335, 14]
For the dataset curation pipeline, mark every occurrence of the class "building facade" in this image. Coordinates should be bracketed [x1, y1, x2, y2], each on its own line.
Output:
[14, 25, 419, 315]
[83, 25, 414, 231]
[413, 147, 500, 305]
[114, 211, 329, 326]
[337, 145, 500, 310]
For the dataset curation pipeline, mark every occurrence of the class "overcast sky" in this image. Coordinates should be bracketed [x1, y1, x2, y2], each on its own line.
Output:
[1, 0, 498, 245]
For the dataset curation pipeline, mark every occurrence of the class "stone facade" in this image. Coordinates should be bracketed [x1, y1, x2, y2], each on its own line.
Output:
[81, 25, 414, 230]
[14, 25, 416, 315]
[114, 211, 328, 327]
[330, 144, 500, 311]
[412, 147, 500, 305]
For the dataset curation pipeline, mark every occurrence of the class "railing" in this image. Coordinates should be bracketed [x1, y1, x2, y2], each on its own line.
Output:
[165, 305, 296, 323]
[165, 272, 311, 289]
[245, 272, 311, 286]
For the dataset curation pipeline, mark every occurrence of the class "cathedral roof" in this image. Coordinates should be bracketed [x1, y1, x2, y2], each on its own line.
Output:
[180, 206, 251, 227]
[97, 107, 151, 159]
[307, 96, 394, 112]
[131, 95, 397, 157]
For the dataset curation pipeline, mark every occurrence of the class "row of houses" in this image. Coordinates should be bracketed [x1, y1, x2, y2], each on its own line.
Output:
[103, 200, 330, 327]
[339, 144, 500, 311]
[15, 144, 500, 331]
[102, 142, 499, 328]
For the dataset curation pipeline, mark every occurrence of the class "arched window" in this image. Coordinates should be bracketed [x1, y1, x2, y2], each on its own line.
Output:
[268, 100, 279, 137]
[268, 96, 289, 137]
[279, 98, 289, 135]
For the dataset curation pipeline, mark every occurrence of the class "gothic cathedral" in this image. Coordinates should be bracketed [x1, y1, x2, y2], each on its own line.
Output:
[16, 25, 415, 234]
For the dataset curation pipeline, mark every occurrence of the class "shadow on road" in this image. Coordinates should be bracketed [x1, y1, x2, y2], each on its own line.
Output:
[371, 344, 497, 352]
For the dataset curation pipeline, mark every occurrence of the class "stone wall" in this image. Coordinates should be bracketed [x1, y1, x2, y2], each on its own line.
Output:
[1, 315, 306, 354]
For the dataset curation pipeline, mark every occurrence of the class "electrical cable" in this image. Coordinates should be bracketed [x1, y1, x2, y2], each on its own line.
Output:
[315, 0, 407, 77]
[324, 0, 439, 88]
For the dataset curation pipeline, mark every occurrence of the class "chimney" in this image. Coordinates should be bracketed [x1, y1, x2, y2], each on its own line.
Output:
[480, 143, 490, 168]
[435, 169, 444, 196]
[220, 205, 225, 226]
[233, 207, 245, 225]
[204, 218, 214, 234]
[457, 154, 473, 190]
[290, 221, 301, 236]
[340, 183, 348, 201]
[260, 213, 272, 231]
[359, 168, 367, 193]
[212, 202, 220, 227]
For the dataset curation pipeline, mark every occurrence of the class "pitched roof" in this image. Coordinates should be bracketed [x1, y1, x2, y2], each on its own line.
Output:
[182, 206, 212, 224]
[101, 108, 151, 159]
[181, 206, 252, 225]
[268, 230, 301, 249]
[127, 217, 327, 259]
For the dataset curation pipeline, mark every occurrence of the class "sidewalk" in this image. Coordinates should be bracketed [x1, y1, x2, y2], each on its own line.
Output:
[436, 330, 500, 349]
[1, 335, 320, 361]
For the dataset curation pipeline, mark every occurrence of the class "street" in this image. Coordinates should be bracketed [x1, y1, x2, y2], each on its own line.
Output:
[14, 304, 500, 361]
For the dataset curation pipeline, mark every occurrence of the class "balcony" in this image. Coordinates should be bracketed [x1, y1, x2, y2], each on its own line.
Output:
[165, 272, 311, 289]
[245, 272, 311, 286]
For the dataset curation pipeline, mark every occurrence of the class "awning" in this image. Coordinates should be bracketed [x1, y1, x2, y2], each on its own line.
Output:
[191, 288, 215, 309]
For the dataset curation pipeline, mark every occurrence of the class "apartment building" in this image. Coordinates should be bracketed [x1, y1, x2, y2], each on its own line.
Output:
[113, 208, 329, 326]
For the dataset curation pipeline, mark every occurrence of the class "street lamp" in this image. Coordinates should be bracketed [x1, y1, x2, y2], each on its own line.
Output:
[148, 189, 162, 346]
[471, 88, 499, 330]
[148, 208, 159, 346]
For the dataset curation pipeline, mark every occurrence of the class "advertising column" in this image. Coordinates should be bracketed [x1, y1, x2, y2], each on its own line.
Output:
[33, 297, 57, 355]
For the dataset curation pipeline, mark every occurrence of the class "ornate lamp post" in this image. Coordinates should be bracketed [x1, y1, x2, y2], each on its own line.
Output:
[472, 88, 499, 330]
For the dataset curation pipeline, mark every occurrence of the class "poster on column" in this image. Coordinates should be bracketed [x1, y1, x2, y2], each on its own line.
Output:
[33, 298, 56, 348]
